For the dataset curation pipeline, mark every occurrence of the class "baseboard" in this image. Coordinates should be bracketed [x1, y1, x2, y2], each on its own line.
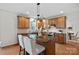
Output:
[0, 43, 19, 48]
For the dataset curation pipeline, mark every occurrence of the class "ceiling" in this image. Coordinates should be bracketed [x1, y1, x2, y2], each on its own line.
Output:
[0, 3, 79, 18]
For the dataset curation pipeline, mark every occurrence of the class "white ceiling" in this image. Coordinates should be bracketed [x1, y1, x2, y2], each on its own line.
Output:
[0, 3, 79, 17]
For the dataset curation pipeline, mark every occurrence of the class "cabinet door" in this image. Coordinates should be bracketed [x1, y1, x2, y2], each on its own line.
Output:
[55, 33, 65, 43]
[24, 17, 29, 28]
[57, 16, 66, 28]
[48, 19, 55, 25]
[18, 16, 25, 28]
[48, 16, 66, 29]
[18, 16, 29, 29]
[46, 40, 55, 55]
[48, 18, 57, 26]
[51, 19, 55, 25]
[48, 19, 51, 25]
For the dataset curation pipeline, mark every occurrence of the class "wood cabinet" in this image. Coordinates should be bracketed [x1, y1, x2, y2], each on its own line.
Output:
[36, 39, 55, 55]
[54, 33, 66, 44]
[56, 16, 66, 28]
[45, 40, 55, 55]
[48, 16, 66, 28]
[48, 18, 57, 26]
[36, 32, 55, 55]
[18, 16, 29, 29]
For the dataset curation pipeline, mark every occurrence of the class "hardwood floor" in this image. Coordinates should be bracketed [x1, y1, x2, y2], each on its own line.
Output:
[0, 41, 79, 55]
[56, 42, 79, 55]
[0, 44, 20, 55]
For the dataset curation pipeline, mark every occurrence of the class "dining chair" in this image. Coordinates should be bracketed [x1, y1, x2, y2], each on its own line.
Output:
[18, 35, 25, 55]
[68, 32, 79, 40]
[74, 32, 79, 40]
[23, 36, 45, 55]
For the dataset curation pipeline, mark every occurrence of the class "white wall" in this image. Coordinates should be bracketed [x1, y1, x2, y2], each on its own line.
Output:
[66, 11, 79, 33]
[0, 4, 79, 47]
[0, 11, 17, 47]
[0, 10, 79, 47]
[65, 11, 79, 41]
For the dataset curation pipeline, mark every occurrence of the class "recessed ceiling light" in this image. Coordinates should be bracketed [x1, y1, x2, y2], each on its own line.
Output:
[60, 11, 64, 14]
[26, 11, 30, 15]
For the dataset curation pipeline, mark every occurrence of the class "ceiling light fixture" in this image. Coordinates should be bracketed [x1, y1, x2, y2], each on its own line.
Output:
[60, 10, 64, 14]
[26, 11, 30, 15]
[37, 3, 40, 20]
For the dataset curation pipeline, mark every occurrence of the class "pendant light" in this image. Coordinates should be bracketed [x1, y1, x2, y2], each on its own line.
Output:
[37, 3, 40, 20]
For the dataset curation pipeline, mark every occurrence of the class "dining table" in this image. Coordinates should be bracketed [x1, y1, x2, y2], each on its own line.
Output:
[17, 29, 66, 55]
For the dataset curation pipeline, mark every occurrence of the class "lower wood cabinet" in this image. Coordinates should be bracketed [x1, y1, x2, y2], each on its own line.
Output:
[36, 39, 55, 55]
[45, 40, 55, 55]
[54, 33, 66, 44]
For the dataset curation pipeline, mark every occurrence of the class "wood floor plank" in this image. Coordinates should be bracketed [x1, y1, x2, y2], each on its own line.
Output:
[0, 41, 79, 55]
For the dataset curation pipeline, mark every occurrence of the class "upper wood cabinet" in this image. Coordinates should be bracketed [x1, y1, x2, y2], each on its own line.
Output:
[48, 16, 66, 28]
[48, 18, 57, 26]
[56, 16, 66, 28]
[18, 16, 29, 29]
